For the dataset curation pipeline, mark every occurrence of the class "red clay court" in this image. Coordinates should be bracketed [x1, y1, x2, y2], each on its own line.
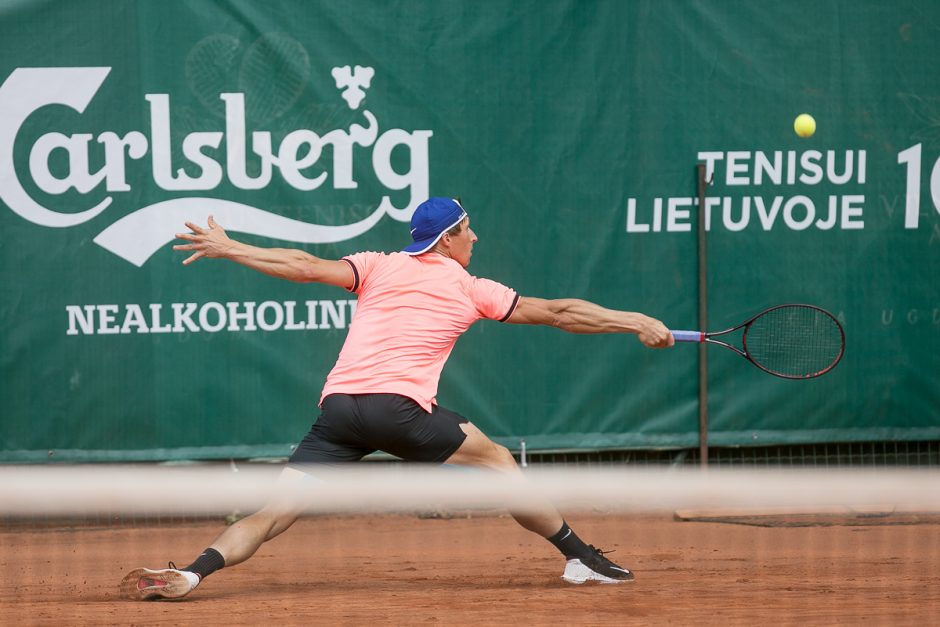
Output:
[2, 513, 937, 626]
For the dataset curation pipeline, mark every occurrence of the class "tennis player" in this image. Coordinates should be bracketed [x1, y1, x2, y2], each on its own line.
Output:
[121, 197, 674, 600]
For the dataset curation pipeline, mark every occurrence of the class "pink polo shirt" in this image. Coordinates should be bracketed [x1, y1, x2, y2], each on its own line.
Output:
[319, 251, 520, 411]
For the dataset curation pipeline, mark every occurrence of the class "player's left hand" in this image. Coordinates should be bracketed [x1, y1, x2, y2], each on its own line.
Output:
[173, 216, 234, 265]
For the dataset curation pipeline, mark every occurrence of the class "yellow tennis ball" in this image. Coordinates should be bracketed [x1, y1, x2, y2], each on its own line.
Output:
[794, 113, 816, 138]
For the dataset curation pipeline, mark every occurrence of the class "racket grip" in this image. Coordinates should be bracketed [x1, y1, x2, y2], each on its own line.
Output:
[671, 330, 704, 343]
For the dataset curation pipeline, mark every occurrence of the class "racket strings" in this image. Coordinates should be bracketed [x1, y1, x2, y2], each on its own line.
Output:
[743, 306, 843, 378]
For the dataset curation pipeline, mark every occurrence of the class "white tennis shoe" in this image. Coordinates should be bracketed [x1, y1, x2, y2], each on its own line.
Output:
[120, 563, 200, 600]
[561, 546, 635, 584]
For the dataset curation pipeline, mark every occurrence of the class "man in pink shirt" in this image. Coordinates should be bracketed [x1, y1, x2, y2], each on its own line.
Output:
[122, 198, 674, 600]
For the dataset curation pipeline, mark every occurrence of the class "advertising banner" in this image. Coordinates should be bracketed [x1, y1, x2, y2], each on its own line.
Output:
[1, 1, 937, 461]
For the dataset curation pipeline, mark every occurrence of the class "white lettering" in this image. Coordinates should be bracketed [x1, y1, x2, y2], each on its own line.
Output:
[221, 93, 275, 190]
[374, 128, 433, 220]
[150, 303, 172, 333]
[0, 67, 113, 227]
[321, 111, 378, 189]
[29, 133, 106, 194]
[66, 305, 96, 335]
[841, 195, 865, 229]
[783, 196, 815, 230]
[755, 196, 783, 230]
[226, 301, 257, 331]
[319, 300, 346, 329]
[148, 94, 215, 190]
[697, 151, 724, 184]
[97, 304, 120, 334]
[98, 131, 148, 191]
[827, 150, 855, 185]
[283, 301, 306, 330]
[172, 302, 200, 333]
[2, 67, 435, 263]
[799, 151, 823, 185]
[278, 130, 327, 191]
[667, 197, 693, 231]
[625, 198, 649, 233]
[698, 149, 868, 188]
[256, 301, 284, 331]
[702, 196, 719, 231]
[723, 197, 749, 231]
[726, 151, 751, 185]
[181, 132, 224, 189]
[754, 151, 781, 185]
[64, 299, 358, 335]
[816, 196, 838, 230]
[305, 300, 320, 329]
[199, 302, 227, 333]
[120, 304, 149, 334]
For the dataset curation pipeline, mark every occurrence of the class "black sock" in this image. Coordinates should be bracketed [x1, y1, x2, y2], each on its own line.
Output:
[183, 548, 226, 580]
[546, 521, 591, 559]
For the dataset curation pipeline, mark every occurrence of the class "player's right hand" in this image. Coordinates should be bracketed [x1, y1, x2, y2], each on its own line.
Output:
[638, 316, 675, 348]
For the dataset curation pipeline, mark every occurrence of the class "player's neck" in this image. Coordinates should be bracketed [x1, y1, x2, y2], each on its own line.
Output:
[428, 246, 453, 261]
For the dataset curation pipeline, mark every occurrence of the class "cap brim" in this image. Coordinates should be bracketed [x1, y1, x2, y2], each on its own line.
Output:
[401, 210, 467, 256]
[401, 237, 440, 255]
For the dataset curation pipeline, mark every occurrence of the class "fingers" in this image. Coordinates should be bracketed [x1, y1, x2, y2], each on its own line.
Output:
[184, 221, 206, 235]
[176, 218, 212, 263]
[642, 334, 672, 348]
[639, 318, 675, 348]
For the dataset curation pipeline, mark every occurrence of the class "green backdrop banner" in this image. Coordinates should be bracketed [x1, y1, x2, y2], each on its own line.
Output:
[1, 1, 938, 462]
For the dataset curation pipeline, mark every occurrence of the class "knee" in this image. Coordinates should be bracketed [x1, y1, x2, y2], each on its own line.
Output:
[253, 504, 300, 528]
[487, 443, 520, 473]
[247, 507, 299, 539]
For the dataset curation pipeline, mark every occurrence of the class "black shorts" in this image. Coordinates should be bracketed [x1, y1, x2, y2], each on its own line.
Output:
[288, 393, 469, 465]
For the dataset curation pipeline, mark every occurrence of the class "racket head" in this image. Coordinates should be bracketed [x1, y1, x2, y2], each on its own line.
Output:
[741, 304, 845, 379]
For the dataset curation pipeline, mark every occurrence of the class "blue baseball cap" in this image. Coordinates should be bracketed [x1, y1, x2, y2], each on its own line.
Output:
[402, 197, 467, 255]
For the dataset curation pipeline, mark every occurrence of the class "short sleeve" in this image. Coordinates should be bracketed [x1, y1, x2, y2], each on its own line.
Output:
[341, 251, 385, 293]
[469, 277, 520, 322]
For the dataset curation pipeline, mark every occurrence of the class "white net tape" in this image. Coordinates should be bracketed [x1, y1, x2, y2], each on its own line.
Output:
[2, 465, 938, 517]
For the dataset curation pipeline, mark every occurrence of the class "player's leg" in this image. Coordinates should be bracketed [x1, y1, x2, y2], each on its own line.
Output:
[119, 466, 309, 601]
[121, 394, 372, 600]
[444, 421, 635, 584]
[367, 396, 635, 585]
[443, 421, 561, 534]
[203, 466, 309, 565]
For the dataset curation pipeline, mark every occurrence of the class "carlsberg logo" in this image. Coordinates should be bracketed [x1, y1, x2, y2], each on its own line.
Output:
[0, 66, 432, 266]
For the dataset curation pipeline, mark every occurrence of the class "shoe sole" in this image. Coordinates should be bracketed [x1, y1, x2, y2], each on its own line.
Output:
[562, 558, 635, 585]
[562, 574, 635, 585]
[120, 568, 193, 600]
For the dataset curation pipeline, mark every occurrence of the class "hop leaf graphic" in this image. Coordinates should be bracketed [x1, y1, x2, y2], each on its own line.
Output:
[332, 65, 374, 110]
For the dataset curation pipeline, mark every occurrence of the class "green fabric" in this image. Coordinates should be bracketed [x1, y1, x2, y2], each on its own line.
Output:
[1, 1, 937, 461]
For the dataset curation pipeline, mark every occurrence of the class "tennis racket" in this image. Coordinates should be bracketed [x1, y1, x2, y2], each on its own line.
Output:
[671, 304, 845, 379]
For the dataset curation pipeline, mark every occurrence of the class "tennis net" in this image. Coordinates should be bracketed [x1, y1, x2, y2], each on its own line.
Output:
[1, 464, 938, 625]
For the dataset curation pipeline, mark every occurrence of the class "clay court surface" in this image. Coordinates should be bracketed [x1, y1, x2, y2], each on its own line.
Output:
[1, 513, 938, 626]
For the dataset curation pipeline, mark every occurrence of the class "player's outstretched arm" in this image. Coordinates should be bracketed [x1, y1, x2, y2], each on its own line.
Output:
[173, 216, 354, 288]
[506, 296, 674, 348]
